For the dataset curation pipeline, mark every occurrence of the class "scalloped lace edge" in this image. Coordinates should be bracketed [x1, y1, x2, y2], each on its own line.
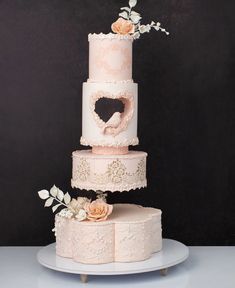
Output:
[80, 136, 139, 147]
[87, 79, 134, 84]
[88, 33, 134, 41]
[71, 180, 147, 192]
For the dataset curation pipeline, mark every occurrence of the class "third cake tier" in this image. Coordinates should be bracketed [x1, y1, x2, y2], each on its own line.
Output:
[71, 150, 147, 192]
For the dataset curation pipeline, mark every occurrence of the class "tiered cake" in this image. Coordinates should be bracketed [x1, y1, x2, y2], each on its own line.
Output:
[38, 0, 169, 265]
[55, 32, 162, 264]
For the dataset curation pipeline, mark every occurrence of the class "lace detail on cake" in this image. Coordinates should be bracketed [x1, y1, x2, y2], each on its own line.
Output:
[107, 159, 126, 184]
[94, 42, 131, 76]
[55, 216, 73, 257]
[73, 158, 90, 182]
[88, 33, 134, 41]
[72, 158, 147, 192]
[136, 159, 146, 181]
[55, 204, 162, 263]
[72, 224, 114, 263]
[71, 180, 147, 192]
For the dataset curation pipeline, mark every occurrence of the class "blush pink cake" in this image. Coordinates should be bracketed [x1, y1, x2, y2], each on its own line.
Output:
[64, 31, 161, 263]
[38, 0, 169, 266]
[55, 204, 162, 264]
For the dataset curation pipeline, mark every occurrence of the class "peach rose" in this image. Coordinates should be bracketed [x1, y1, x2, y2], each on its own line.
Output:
[111, 18, 135, 35]
[84, 199, 113, 222]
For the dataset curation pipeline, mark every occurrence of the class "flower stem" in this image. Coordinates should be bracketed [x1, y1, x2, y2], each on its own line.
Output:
[52, 196, 68, 208]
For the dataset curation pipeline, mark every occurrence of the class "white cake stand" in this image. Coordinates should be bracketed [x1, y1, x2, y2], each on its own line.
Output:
[37, 239, 189, 283]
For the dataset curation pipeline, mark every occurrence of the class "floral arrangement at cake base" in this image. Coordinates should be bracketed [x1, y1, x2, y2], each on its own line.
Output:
[38, 185, 113, 230]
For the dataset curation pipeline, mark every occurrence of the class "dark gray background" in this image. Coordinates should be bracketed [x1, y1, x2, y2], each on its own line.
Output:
[0, 0, 234, 245]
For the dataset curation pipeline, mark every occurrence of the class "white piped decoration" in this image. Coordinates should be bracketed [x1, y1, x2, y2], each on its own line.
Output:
[75, 209, 87, 221]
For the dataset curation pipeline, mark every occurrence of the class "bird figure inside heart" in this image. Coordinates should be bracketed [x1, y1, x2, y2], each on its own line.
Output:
[102, 112, 122, 134]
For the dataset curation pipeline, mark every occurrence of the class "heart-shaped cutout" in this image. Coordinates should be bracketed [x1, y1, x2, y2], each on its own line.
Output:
[95, 98, 124, 123]
[91, 91, 134, 136]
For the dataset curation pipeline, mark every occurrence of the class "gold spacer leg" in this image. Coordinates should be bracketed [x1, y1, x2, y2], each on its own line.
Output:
[80, 274, 88, 283]
[160, 268, 168, 276]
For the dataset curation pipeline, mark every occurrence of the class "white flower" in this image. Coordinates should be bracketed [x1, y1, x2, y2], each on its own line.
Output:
[133, 32, 140, 39]
[115, 0, 169, 40]
[119, 11, 129, 20]
[75, 209, 87, 221]
[130, 14, 142, 24]
[139, 24, 151, 33]
[58, 209, 66, 217]
[58, 208, 73, 219]
[65, 210, 73, 218]
[77, 197, 90, 208]
[68, 197, 90, 214]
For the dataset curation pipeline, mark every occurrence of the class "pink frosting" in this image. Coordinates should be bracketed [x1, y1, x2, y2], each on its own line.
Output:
[71, 150, 147, 192]
[89, 35, 132, 81]
[55, 204, 162, 264]
[92, 146, 129, 155]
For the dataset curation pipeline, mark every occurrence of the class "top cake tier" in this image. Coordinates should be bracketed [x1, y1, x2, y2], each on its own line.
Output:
[88, 33, 133, 82]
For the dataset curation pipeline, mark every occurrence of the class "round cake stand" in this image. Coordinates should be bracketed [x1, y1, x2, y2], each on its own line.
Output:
[37, 238, 189, 283]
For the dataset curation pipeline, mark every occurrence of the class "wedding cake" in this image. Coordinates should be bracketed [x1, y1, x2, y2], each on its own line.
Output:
[38, 0, 169, 265]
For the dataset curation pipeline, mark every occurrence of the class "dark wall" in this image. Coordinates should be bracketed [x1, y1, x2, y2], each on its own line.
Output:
[0, 0, 234, 246]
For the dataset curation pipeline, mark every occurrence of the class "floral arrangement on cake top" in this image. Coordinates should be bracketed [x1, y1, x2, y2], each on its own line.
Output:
[111, 0, 169, 39]
[38, 185, 113, 222]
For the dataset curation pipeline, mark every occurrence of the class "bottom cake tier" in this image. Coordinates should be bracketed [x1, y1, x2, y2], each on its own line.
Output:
[55, 204, 162, 264]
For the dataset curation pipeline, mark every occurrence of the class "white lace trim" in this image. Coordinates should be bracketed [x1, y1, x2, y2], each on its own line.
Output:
[80, 136, 139, 147]
[87, 79, 134, 84]
[88, 33, 134, 41]
[71, 179, 147, 192]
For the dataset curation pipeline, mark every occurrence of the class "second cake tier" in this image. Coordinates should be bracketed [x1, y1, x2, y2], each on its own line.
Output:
[71, 150, 147, 192]
[81, 81, 138, 147]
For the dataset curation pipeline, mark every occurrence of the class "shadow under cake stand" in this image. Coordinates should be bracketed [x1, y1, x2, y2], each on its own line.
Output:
[37, 239, 189, 283]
